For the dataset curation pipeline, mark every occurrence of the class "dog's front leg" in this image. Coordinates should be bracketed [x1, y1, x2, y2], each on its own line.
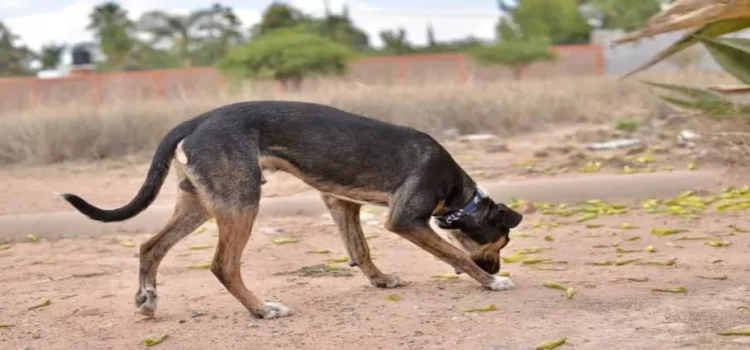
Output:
[322, 194, 404, 288]
[385, 222, 514, 291]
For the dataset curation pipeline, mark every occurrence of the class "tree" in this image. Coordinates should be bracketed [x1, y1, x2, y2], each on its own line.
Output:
[87, 2, 135, 71]
[426, 22, 437, 48]
[190, 3, 245, 66]
[379, 28, 414, 54]
[249, 2, 307, 38]
[470, 37, 558, 80]
[0, 22, 35, 77]
[218, 29, 354, 91]
[137, 9, 210, 67]
[500, 0, 592, 45]
[39, 43, 66, 70]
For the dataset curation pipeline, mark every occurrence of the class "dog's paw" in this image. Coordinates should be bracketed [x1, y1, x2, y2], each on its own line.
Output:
[484, 275, 516, 291]
[259, 302, 293, 319]
[135, 286, 158, 316]
[372, 274, 406, 289]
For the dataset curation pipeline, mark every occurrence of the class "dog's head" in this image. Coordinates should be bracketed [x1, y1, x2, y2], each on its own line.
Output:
[434, 192, 523, 275]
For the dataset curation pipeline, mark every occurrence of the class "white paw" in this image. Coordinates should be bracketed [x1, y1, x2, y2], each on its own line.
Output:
[261, 302, 292, 319]
[485, 276, 515, 291]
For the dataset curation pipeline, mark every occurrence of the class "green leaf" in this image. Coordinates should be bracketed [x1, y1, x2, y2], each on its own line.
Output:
[620, 18, 750, 80]
[696, 36, 750, 84]
[640, 80, 738, 115]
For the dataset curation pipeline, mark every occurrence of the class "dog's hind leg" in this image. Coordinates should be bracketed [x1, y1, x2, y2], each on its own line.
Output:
[322, 194, 404, 288]
[135, 176, 210, 316]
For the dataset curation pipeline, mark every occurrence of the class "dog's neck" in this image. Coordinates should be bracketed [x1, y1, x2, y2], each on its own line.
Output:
[433, 187, 486, 227]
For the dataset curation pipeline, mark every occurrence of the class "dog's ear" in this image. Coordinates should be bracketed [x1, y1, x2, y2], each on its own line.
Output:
[496, 203, 523, 228]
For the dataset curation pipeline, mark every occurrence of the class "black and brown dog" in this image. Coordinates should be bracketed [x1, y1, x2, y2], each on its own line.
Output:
[59, 101, 523, 319]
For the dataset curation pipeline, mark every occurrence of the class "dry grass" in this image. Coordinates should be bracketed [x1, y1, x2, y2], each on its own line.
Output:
[0, 71, 736, 165]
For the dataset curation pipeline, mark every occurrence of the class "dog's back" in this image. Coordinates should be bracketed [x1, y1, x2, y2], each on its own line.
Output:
[185, 100, 464, 202]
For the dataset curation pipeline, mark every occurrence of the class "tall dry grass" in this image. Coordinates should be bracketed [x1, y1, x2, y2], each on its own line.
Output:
[0, 71, 735, 165]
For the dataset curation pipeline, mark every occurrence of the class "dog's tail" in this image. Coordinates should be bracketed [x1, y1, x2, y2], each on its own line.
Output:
[58, 118, 203, 223]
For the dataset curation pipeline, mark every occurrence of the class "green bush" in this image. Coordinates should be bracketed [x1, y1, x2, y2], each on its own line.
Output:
[218, 29, 355, 90]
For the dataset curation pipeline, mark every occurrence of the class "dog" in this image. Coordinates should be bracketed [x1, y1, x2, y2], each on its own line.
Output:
[59, 100, 523, 319]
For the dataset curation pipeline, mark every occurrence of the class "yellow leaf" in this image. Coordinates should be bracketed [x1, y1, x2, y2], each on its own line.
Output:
[308, 249, 330, 254]
[591, 260, 614, 266]
[327, 256, 349, 263]
[272, 237, 300, 244]
[627, 276, 649, 282]
[0, 243, 11, 251]
[544, 235, 554, 241]
[651, 227, 689, 236]
[687, 160, 697, 171]
[144, 333, 169, 347]
[187, 244, 213, 250]
[187, 262, 211, 270]
[585, 223, 603, 228]
[705, 240, 731, 247]
[624, 235, 641, 241]
[26, 234, 39, 242]
[27, 298, 51, 311]
[576, 213, 598, 223]
[514, 247, 550, 255]
[497, 271, 511, 277]
[618, 223, 637, 229]
[501, 254, 525, 263]
[466, 304, 498, 312]
[192, 226, 207, 235]
[120, 240, 136, 248]
[522, 258, 551, 265]
[652, 286, 687, 293]
[0, 322, 12, 328]
[510, 231, 535, 238]
[385, 294, 402, 301]
[536, 336, 567, 350]
[543, 281, 568, 291]
[729, 224, 747, 233]
[615, 258, 641, 266]
[718, 329, 750, 336]
[431, 273, 460, 280]
[565, 287, 576, 299]
[645, 245, 657, 253]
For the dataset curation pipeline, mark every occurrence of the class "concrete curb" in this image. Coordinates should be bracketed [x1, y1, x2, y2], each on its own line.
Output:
[0, 170, 718, 242]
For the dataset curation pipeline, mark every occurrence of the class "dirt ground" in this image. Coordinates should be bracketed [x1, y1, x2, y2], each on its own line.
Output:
[2, 123, 750, 350]
[2, 191, 750, 350]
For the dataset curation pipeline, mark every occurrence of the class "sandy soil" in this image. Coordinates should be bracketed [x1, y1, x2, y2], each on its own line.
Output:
[2, 190, 750, 350]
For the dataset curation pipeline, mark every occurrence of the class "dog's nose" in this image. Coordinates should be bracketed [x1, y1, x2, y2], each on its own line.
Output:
[504, 210, 523, 228]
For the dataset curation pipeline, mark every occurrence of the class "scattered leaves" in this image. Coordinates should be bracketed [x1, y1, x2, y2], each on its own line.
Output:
[187, 244, 213, 250]
[521, 258, 551, 265]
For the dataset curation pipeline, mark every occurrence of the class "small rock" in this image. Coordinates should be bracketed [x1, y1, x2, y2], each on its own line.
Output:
[178, 319, 186, 324]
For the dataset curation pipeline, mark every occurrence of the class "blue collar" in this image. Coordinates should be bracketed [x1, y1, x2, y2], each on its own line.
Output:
[434, 190, 486, 227]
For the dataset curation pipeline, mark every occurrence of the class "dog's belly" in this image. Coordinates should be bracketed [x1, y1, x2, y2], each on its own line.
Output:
[260, 155, 391, 207]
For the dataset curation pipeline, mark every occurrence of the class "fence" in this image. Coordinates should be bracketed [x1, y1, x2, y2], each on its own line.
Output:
[0, 44, 603, 112]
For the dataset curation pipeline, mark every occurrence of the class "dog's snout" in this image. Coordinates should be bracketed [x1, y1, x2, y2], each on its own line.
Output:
[504, 209, 523, 228]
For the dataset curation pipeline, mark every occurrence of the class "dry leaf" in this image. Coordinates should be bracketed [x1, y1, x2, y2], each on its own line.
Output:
[26, 234, 39, 242]
[385, 294, 402, 301]
[187, 262, 211, 270]
[536, 336, 567, 350]
[272, 237, 300, 244]
[652, 286, 688, 293]
[187, 244, 213, 250]
[27, 298, 51, 311]
[466, 304, 498, 312]
[144, 333, 168, 347]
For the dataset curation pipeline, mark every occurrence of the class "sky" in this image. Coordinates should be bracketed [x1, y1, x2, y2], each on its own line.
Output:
[0, 0, 505, 52]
